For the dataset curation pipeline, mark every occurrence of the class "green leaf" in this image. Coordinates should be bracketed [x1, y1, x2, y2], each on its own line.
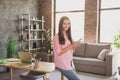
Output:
[43, 28, 53, 54]
[113, 32, 120, 49]
[5, 35, 18, 58]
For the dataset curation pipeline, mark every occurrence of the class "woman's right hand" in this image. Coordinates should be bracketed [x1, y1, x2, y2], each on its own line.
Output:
[72, 41, 80, 49]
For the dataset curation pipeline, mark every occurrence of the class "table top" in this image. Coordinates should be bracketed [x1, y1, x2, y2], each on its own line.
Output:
[0, 58, 55, 73]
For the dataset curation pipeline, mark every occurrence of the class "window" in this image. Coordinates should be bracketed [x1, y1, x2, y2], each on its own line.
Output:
[101, 0, 120, 8]
[54, 0, 85, 41]
[100, 0, 120, 43]
[56, 0, 85, 11]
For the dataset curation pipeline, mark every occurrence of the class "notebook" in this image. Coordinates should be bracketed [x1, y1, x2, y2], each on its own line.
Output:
[18, 52, 32, 63]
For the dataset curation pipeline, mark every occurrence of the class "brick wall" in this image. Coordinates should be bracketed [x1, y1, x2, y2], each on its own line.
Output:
[84, 0, 97, 42]
[39, 0, 52, 30]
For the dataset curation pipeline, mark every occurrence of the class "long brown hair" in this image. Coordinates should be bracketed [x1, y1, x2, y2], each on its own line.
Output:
[58, 16, 73, 45]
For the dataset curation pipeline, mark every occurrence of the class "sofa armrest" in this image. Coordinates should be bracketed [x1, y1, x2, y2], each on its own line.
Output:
[105, 53, 113, 76]
[105, 51, 119, 76]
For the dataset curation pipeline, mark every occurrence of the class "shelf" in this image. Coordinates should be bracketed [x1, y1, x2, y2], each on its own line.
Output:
[19, 19, 28, 21]
[25, 38, 45, 41]
[19, 19, 45, 22]
[23, 29, 44, 32]
[24, 48, 42, 51]
[18, 14, 45, 52]
[24, 47, 43, 52]
[30, 19, 45, 22]
[30, 29, 44, 31]
[29, 38, 45, 41]
[30, 47, 42, 51]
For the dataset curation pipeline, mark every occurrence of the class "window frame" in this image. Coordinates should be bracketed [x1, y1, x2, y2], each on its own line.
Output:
[98, 0, 120, 43]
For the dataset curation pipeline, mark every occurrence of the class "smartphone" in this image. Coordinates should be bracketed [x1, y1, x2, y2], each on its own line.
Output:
[78, 38, 82, 42]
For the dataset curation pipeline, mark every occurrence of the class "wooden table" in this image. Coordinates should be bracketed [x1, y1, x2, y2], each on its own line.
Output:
[0, 58, 55, 80]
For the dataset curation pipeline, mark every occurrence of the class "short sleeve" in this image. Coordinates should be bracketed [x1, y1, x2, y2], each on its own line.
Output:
[52, 35, 62, 55]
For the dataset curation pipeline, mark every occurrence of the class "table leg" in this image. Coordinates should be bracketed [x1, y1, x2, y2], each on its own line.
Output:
[61, 73, 64, 80]
[46, 73, 50, 80]
[10, 68, 13, 80]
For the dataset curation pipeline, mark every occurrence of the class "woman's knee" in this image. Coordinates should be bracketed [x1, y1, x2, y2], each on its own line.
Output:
[68, 75, 80, 80]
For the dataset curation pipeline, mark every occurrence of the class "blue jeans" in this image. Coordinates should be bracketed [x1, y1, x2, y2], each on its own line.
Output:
[56, 67, 80, 80]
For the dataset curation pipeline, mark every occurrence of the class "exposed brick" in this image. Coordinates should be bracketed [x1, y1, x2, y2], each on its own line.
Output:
[84, 0, 97, 42]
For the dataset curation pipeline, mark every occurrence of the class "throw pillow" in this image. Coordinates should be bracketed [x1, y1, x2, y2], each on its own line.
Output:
[97, 49, 110, 61]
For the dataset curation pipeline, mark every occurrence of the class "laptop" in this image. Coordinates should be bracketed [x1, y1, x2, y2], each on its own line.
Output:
[18, 52, 32, 63]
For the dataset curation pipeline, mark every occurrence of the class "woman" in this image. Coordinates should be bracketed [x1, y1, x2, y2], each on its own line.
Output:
[53, 16, 80, 80]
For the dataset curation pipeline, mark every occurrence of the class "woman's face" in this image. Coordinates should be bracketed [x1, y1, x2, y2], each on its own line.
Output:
[62, 19, 70, 32]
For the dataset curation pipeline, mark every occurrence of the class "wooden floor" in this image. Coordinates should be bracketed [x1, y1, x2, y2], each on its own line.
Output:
[0, 68, 116, 80]
[0, 68, 28, 80]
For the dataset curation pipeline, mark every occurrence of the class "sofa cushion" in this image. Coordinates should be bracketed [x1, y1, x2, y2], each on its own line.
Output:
[73, 42, 86, 57]
[85, 43, 111, 58]
[97, 49, 110, 61]
[73, 57, 105, 67]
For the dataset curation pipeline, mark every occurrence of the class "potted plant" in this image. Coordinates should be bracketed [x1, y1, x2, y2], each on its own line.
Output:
[42, 29, 53, 62]
[6, 35, 18, 58]
[112, 31, 120, 50]
[43, 29, 53, 54]
[0, 45, 10, 64]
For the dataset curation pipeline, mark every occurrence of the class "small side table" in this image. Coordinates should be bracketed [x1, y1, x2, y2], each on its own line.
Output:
[61, 73, 64, 80]
[118, 67, 120, 76]
[118, 67, 120, 80]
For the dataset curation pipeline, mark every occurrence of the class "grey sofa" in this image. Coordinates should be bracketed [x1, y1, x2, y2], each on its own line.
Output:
[73, 42, 112, 76]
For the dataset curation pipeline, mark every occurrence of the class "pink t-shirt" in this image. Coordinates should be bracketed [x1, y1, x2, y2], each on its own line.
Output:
[52, 34, 74, 70]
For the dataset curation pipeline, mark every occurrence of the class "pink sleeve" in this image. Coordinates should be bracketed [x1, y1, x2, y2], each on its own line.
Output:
[53, 35, 62, 55]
